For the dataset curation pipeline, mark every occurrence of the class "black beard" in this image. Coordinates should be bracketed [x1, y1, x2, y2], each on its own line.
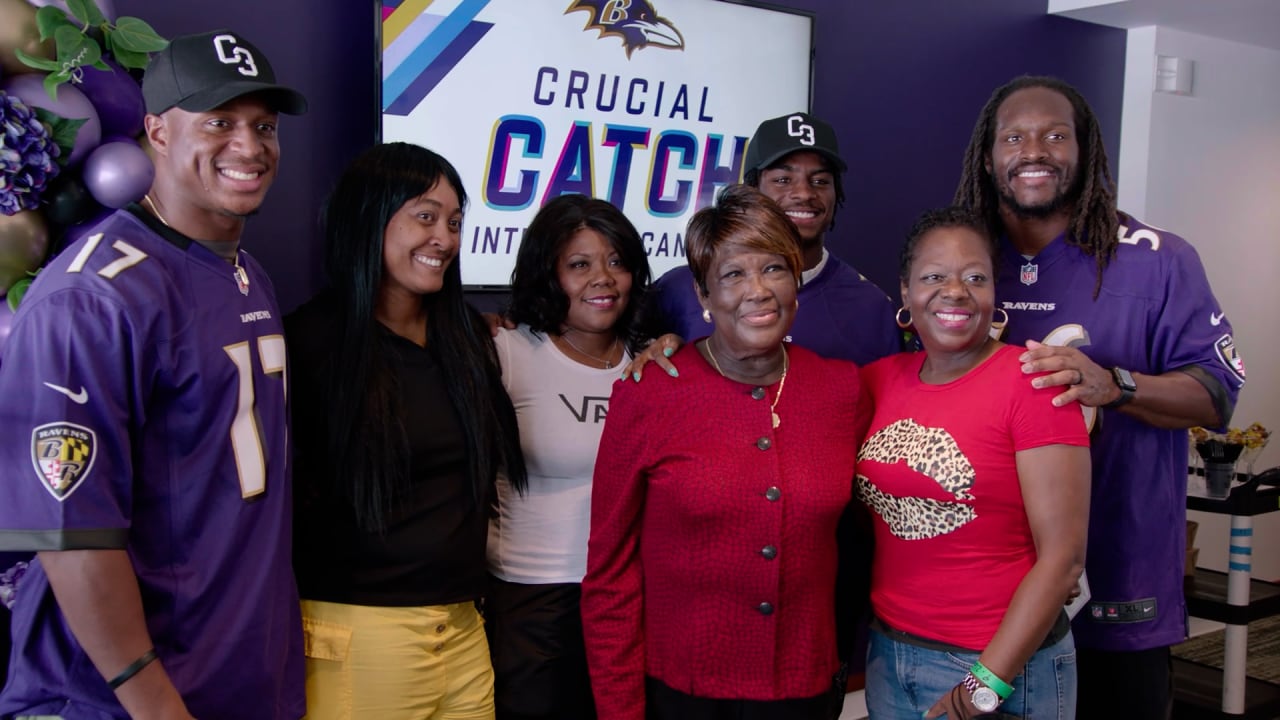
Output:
[219, 207, 262, 220]
[996, 171, 1083, 220]
[998, 185, 1070, 219]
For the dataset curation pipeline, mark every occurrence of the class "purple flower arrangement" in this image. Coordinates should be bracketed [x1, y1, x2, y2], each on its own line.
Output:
[0, 559, 28, 610]
[0, 91, 61, 217]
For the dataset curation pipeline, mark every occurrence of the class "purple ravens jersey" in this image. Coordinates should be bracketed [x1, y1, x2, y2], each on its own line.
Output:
[996, 213, 1243, 652]
[0, 209, 304, 718]
[650, 253, 902, 366]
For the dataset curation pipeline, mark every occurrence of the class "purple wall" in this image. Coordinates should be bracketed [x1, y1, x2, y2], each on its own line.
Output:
[112, 0, 1124, 311]
[779, 0, 1125, 297]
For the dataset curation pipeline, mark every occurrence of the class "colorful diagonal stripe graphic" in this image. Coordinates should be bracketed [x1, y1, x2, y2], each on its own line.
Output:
[384, 12, 444, 76]
[382, 0, 494, 116]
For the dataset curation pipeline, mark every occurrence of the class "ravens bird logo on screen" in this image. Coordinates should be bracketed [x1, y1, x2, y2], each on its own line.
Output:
[566, 0, 685, 58]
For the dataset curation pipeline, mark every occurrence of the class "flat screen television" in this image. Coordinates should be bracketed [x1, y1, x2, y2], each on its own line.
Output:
[378, 0, 814, 288]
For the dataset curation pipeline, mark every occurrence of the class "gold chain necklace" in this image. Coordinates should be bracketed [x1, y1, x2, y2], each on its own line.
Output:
[705, 337, 789, 429]
[559, 332, 620, 369]
[143, 194, 251, 296]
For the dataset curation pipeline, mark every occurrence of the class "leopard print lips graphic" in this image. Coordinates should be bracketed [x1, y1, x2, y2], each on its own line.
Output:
[856, 418, 976, 540]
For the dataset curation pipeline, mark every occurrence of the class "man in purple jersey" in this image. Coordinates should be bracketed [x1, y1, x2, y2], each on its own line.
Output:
[0, 30, 307, 719]
[954, 76, 1243, 720]
[645, 112, 902, 366]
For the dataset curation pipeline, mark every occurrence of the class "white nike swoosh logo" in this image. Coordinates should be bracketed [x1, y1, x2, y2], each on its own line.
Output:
[1210, 312, 1225, 326]
[43, 382, 88, 404]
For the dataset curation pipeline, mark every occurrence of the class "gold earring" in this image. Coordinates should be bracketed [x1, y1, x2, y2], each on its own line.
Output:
[895, 307, 911, 329]
[702, 309, 712, 323]
[989, 308, 1009, 339]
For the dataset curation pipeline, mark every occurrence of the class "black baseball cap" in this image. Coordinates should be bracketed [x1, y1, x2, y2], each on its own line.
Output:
[142, 30, 308, 116]
[743, 112, 846, 174]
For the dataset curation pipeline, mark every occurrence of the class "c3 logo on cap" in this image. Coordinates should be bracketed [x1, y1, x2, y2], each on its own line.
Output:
[786, 115, 815, 146]
[213, 34, 259, 77]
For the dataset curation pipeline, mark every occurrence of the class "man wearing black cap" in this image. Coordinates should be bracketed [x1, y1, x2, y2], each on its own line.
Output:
[645, 111, 900, 366]
[0, 29, 307, 719]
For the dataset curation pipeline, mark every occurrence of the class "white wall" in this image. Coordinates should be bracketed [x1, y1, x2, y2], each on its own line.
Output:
[1119, 27, 1280, 579]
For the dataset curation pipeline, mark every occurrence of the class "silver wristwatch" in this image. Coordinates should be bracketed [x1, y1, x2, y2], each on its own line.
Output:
[962, 671, 1000, 712]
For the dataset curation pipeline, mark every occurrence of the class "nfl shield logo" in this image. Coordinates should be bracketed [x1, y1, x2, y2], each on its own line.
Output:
[31, 422, 97, 502]
[1020, 262, 1039, 286]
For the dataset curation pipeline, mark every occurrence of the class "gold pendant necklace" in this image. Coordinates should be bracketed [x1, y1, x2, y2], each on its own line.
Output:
[559, 332, 620, 369]
[144, 194, 250, 296]
[705, 337, 789, 429]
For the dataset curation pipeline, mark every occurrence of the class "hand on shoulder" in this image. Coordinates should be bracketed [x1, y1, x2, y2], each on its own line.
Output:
[621, 333, 684, 382]
[482, 311, 517, 337]
[1018, 339, 1119, 408]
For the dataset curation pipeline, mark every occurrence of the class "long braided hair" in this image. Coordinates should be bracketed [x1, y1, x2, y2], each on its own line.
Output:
[953, 76, 1123, 295]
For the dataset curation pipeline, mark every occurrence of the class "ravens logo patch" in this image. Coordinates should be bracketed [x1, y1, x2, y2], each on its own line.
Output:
[31, 422, 97, 502]
[1214, 334, 1246, 387]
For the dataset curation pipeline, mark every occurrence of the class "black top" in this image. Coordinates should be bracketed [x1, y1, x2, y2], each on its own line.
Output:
[286, 294, 487, 606]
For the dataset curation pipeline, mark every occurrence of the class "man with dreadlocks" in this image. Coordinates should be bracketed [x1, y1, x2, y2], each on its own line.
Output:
[953, 75, 1245, 719]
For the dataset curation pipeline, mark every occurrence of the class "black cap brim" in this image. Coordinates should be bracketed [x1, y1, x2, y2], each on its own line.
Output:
[752, 146, 847, 174]
[172, 81, 308, 116]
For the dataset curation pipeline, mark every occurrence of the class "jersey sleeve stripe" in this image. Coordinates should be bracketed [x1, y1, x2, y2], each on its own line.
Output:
[0, 528, 129, 551]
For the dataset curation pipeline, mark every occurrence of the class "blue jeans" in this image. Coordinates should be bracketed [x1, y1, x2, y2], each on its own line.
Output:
[864, 625, 1077, 720]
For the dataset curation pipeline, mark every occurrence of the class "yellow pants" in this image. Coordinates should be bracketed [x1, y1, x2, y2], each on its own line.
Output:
[301, 599, 495, 720]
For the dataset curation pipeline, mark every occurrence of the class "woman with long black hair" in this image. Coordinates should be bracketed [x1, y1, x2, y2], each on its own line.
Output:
[287, 142, 526, 719]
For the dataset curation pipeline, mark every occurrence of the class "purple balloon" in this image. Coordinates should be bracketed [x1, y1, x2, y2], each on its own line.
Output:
[72, 58, 144, 140]
[0, 296, 12, 359]
[25, 0, 115, 21]
[1, 73, 101, 166]
[82, 140, 153, 209]
[0, 297, 11, 356]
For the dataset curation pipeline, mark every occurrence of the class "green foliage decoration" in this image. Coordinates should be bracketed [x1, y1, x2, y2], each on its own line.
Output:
[8, 274, 34, 311]
[13, 0, 168, 100]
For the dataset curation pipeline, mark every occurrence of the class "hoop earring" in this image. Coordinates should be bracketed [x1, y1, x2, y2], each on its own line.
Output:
[990, 308, 1009, 332]
[895, 307, 911, 329]
[702, 309, 712, 324]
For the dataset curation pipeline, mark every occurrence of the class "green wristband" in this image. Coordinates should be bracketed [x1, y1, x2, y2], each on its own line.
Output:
[970, 661, 1014, 700]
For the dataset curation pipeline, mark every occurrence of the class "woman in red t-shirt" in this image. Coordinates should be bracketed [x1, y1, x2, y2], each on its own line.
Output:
[857, 207, 1090, 720]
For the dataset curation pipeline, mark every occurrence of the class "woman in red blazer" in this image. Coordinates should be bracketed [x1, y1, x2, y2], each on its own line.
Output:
[581, 184, 871, 720]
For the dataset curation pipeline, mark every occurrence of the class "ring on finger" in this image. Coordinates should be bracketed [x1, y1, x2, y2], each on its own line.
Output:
[1072, 369, 1084, 385]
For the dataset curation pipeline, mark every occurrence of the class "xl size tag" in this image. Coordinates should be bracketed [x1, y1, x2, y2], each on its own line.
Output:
[1087, 598, 1157, 623]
